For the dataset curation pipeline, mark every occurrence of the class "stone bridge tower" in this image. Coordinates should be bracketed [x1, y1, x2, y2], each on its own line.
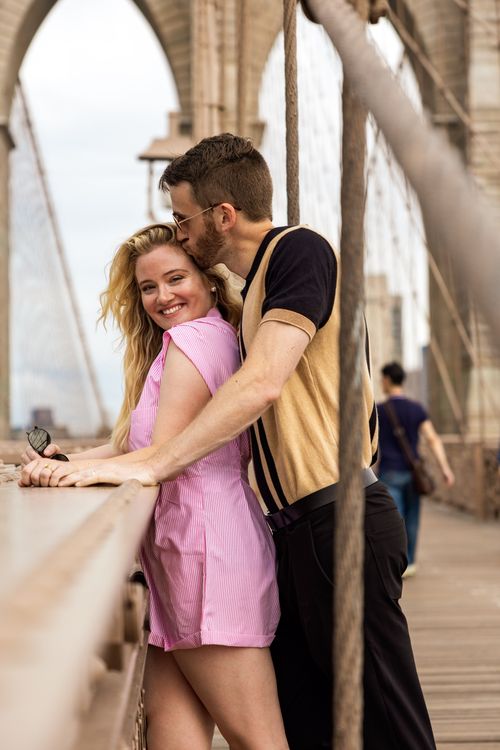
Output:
[391, 0, 500, 436]
[0, 0, 498, 437]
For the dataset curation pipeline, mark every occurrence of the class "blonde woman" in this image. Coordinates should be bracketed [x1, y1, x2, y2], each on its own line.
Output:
[21, 224, 288, 750]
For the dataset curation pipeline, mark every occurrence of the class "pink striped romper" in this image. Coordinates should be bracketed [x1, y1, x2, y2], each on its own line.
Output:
[129, 308, 280, 651]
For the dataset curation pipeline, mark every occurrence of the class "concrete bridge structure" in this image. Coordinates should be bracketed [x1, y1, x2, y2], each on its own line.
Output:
[0, 0, 499, 438]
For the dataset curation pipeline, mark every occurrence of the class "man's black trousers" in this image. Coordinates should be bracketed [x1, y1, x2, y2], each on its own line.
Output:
[270, 480, 436, 750]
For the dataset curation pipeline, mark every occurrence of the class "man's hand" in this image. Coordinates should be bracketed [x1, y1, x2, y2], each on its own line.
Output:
[420, 420, 455, 490]
[57, 460, 158, 487]
[20, 457, 158, 488]
[442, 467, 455, 487]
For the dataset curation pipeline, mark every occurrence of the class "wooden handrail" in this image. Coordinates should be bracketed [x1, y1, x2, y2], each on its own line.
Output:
[0, 480, 157, 750]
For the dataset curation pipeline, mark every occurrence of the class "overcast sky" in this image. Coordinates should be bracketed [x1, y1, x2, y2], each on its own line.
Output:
[17, 0, 426, 431]
[20, 0, 178, 423]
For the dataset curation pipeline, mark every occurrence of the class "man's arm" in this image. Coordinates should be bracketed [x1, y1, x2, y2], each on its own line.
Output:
[55, 320, 310, 487]
[419, 420, 455, 486]
[20, 343, 213, 487]
[149, 320, 310, 480]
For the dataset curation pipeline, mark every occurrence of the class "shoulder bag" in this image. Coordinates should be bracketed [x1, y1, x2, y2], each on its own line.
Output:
[382, 400, 435, 496]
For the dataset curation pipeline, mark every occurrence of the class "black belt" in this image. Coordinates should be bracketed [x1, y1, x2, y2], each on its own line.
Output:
[265, 468, 378, 533]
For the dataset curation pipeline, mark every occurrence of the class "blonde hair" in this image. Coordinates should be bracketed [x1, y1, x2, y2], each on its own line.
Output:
[100, 223, 242, 451]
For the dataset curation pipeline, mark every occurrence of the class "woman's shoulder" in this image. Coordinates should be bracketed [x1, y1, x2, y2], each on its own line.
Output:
[164, 309, 237, 348]
[161, 309, 240, 390]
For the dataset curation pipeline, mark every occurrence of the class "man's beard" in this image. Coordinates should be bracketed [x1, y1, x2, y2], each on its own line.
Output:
[190, 216, 226, 269]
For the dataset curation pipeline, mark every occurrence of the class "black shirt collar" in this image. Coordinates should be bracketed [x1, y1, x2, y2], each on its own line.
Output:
[241, 226, 288, 300]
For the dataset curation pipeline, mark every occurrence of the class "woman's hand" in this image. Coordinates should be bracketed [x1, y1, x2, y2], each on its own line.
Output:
[19, 457, 158, 488]
[19, 458, 88, 487]
[20, 442, 62, 466]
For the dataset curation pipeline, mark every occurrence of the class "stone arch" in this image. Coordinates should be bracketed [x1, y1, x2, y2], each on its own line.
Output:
[216, 1, 283, 140]
[0, 0, 482, 438]
[0, 0, 191, 438]
[0, 0, 190, 123]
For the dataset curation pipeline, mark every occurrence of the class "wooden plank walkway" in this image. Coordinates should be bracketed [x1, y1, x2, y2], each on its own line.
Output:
[404, 499, 500, 749]
[213, 499, 500, 748]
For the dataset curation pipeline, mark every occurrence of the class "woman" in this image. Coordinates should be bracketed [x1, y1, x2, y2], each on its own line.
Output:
[21, 224, 288, 750]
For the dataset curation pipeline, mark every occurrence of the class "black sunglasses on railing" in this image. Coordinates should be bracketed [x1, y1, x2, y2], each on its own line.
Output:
[26, 426, 69, 462]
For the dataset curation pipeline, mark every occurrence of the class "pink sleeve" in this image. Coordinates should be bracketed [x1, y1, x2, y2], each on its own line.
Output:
[162, 319, 239, 396]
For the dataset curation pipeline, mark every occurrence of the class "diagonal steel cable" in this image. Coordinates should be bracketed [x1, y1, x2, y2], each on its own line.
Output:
[387, 6, 500, 175]
[449, 0, 500, 43]
[17, 82, 109, 434]
[377, 126, 500, 420]
[307, 0, 500, 346]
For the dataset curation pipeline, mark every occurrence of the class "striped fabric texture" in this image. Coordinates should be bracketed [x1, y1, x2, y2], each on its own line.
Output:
[129, 309, 280, 651]
[239, 226, 379, 512]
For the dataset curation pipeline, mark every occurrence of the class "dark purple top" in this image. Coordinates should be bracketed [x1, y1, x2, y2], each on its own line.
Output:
[377, 396, 428, 472]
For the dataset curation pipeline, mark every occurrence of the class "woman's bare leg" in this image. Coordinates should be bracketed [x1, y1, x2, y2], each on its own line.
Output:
[144, 645, 215, 750]
[173, 646, 289, 750]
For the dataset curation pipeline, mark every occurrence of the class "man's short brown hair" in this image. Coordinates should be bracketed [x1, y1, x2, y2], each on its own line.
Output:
[159, 133, 273, 221]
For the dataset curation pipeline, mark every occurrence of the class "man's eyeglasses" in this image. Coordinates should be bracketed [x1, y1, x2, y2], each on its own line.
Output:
[26, 426, 69, 461]
[172, 203, 241, 232]
[172, 204, 219, 232]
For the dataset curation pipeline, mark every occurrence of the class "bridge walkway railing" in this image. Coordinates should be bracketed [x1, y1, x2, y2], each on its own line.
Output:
[0, 480, 157, 750]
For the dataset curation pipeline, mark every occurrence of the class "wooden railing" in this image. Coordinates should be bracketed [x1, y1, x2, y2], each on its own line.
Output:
[0, 480, 157, 750]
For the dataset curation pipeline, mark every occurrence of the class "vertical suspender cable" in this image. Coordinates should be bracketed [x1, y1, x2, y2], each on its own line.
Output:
[283, 0, 300, 225]
[302, 0, 500, 363]
[334, 0, 369, 746]
[237, 0, 249, 135]
[206, 0, 221, 135]
[192, 0, 206, 141]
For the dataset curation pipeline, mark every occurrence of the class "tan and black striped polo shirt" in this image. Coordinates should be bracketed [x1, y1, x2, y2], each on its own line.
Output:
[239, 225, 378, 513]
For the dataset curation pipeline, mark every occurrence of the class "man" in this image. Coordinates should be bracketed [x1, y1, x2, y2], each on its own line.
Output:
[41, 134, 435, 749]
[378, 361, 455, 577]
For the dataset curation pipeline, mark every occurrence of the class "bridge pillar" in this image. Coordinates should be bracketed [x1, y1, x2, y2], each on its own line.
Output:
[394, 0, 500, 436]
[465, 0, 500, 437]
[393, 0, 470, 434]
[0, 123, 14, 439]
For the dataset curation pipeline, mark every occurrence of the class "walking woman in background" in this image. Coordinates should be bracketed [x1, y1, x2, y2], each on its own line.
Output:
[21, 223, 288, 750]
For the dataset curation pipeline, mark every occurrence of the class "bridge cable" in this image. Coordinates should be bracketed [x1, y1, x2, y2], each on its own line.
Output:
[302, 2, 500, 742]
[306, 0, 500, 343]
[17, 81, 109, 433]
[371, 118, 478, 370]
[283, 0, 300, 225]
[387, 6, 500, 176]
[378, 134, 500, 421]
[363, 46, 493, 419]
[362, 52, 408, 374]
[237, 0, 249, 135]
[369, 160, 468, 434]
[335, 0, 370, 745]
[364, 45, 498, 423]
[448, 0, 500, 43]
